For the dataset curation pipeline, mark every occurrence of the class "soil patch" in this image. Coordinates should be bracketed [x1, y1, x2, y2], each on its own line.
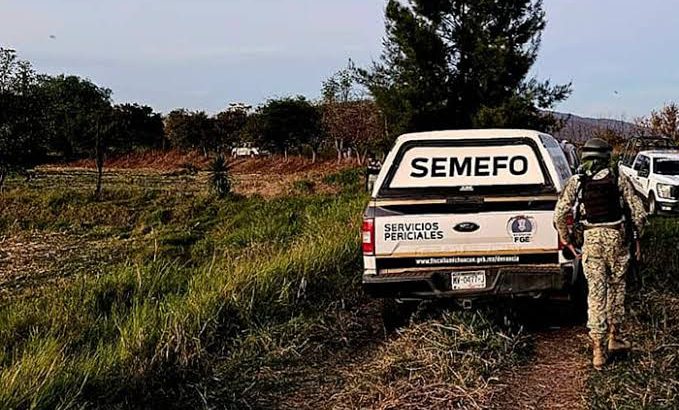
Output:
[56, 151, 357, 175]
[490, 326, 590, 409]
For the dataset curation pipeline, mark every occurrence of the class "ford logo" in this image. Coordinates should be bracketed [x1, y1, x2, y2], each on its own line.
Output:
[454, 222, 480, 233]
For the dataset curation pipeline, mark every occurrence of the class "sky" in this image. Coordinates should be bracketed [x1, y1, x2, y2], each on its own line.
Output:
[2, 0, 678, 119]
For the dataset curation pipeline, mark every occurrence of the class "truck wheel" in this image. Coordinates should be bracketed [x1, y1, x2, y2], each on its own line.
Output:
[648, 193, 657, 215]
[381, 299, 419, 331]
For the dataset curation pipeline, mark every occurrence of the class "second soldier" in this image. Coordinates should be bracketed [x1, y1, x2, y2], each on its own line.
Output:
[554, 138, 646, 370]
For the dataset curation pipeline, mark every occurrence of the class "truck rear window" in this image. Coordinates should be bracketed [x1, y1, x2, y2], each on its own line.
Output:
[379, 138, 553, 198]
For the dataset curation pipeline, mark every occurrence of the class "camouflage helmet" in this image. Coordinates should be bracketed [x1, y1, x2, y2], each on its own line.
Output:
[581, 138, 612, 161]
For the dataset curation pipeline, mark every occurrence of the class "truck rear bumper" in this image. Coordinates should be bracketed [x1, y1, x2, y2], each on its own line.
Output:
[362, 264, 574, 299]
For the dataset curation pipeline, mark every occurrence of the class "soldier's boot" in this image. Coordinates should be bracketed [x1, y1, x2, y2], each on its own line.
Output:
[592, 336, 607, 370]
[608, 325, 632, 353]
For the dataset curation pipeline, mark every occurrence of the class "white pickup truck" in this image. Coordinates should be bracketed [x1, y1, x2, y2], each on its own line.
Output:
[361, 129, 580, 323]
[619, 150, 679, 214]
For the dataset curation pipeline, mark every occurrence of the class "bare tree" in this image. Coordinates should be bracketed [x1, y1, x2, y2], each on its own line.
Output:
[636, 103, 679, 140]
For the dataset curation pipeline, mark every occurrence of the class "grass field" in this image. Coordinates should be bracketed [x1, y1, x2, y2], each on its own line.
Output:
[0, 167, 368, 408]
[1, 164, 679, 409]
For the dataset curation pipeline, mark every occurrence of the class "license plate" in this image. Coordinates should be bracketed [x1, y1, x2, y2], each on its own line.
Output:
[451, 271, 486, 290]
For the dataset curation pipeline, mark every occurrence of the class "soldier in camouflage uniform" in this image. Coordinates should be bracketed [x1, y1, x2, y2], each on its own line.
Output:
[554, 138, 646, 370]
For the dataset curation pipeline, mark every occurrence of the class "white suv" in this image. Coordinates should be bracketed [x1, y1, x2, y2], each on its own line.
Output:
[231, 144, 266, 158]
[619, 150, 679, 214]
[361, 129, 580, 318]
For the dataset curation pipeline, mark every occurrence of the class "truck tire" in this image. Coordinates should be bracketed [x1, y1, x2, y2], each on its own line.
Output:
[381, 299, 419, 331]
[648, 193, 657, 216]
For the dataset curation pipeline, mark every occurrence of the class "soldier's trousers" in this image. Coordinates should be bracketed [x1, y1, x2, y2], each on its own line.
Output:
[582, 226, 630, 339]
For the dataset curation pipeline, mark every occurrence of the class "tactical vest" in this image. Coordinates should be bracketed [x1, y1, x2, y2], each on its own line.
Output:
[580, 171, 623, 224]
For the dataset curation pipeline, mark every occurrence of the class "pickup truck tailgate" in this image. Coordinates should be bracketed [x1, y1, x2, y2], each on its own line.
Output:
[374, 210, 559, 267]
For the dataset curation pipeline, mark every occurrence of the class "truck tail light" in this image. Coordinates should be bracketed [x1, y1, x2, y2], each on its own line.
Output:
[362, 219, 375, 255]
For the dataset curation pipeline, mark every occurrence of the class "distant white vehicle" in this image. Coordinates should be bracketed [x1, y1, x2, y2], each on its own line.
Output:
[619, 149, 679, 214]
[231, 145, 265, 158]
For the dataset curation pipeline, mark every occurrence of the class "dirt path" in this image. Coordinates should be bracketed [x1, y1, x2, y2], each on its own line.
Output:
[238, 303, 593, 410]
[490, 326, 590, 409]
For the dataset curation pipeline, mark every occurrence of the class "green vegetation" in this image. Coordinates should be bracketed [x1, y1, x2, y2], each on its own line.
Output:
[0, 171, 366, 408]
[322, 167, 365, 190]
[589, 217, 679, 409]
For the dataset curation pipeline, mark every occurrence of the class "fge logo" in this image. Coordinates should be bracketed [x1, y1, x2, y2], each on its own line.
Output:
[507, 216, 535, 243]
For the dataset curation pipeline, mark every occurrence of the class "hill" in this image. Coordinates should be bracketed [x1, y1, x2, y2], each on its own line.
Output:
[550, 111, 641, 143]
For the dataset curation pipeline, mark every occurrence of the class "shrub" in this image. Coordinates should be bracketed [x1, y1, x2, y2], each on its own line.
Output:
[292, 179, 315, 194]
[323, 167, 364, 190]
[209, 155, 231, 198]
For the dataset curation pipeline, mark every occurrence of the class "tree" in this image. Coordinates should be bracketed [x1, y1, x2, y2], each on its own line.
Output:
[36, 75, 114, 197]
[322, 99, 386, 164]
[322, 66, 387, 163]
[0, 48, 44, 192]
[637, 103, 679, 140]
[296, 104, 324, 163]
[38, 75, 113, 160]
[358, 0, 571, 139]
[323, 66, 361, 162]
[346, 100, 386, 163]
[165, 109, 193, 149]
[258, 96, 323, 161]
[110, 103, 165, 153]
[241, 112, 264, 147]
[164, 109, 217, 155]
[190, 111, 216, 156]
[214, 103, 250, 153]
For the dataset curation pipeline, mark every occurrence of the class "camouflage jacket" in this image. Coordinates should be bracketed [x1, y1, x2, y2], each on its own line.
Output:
[554, 168, 646, 244]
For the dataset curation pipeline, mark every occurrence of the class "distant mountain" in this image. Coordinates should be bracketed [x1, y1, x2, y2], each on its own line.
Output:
[549, 112, 641, 143]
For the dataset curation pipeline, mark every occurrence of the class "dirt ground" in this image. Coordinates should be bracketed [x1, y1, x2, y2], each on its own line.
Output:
[242, 300, 592, 410]
[59, 150, 356, 175]
[490, 326, 590, 409]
